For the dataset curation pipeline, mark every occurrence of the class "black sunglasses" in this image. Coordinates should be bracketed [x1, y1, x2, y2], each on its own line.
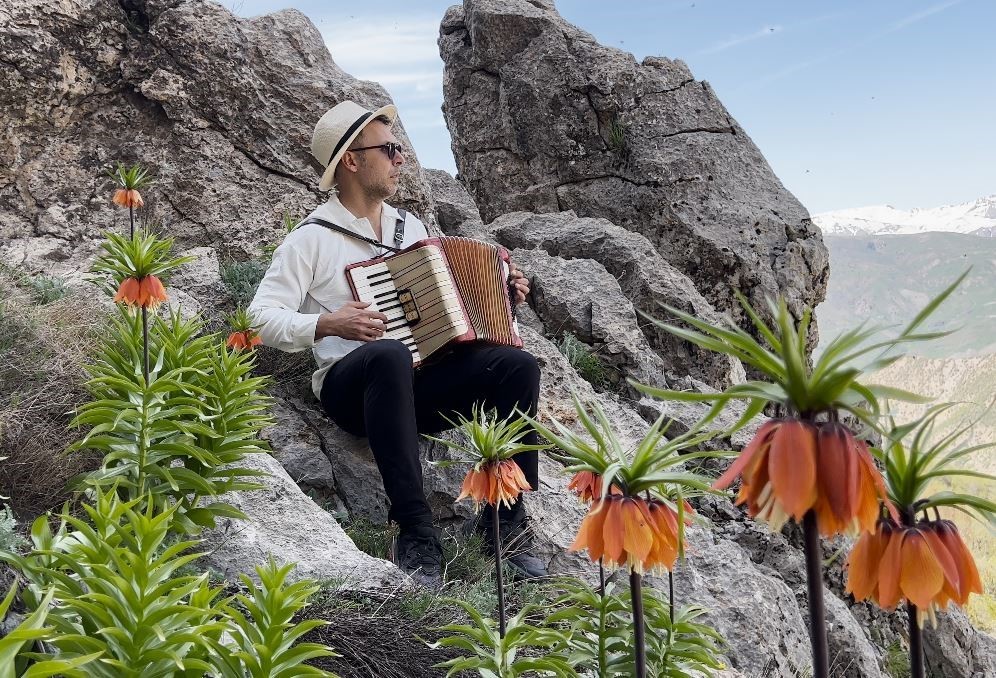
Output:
[347, 142, 404, 160]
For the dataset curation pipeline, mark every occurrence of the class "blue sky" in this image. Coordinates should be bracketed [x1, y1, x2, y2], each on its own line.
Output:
[233, 0, 994, 214]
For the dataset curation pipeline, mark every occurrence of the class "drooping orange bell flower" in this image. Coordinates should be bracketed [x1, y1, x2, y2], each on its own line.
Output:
[112, 188, 145, 209]
[570, 495, 692, 574]
[457, 459, 531, 509]
[846, 519, 982, 625]
[226, 330, 262, 351]
[113, 274, 167, 310]
[715, 418, 893, 535]
[568, 471, 603, 503]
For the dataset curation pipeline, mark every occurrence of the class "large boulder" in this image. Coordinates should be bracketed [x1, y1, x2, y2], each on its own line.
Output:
[439, 0, 828, 341]
[0, 0, 436, 276]
[199, 452, 405, 591]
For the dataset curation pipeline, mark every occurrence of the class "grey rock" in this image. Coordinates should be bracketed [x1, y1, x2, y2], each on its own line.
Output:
[0, 0, 435, 275]
[424, 168, 487, 238]
[511, 248, 670, 393]
[491, 210, 745, 388]
[199, 452, 405, 591]
[822, 590, 883, 678]
[672, 528, 812, 678]
[440, 0, 829, 345]
[262, 398, 338, 500]
[923, 608, 996, 678]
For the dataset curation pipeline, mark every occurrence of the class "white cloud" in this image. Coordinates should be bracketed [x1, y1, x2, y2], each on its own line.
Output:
[698, 25, 783, 56]
[889, 0, 963, 31]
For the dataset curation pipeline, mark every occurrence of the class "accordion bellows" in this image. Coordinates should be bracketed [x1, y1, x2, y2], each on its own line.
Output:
[346, 237, 523, 365]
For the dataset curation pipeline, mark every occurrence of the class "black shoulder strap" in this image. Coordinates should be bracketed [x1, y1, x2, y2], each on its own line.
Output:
[394, 209, 407, 249]
[302, 217, 403, 254]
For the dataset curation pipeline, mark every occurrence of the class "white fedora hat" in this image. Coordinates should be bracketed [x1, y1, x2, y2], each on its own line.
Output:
[311, 100, 398, 192]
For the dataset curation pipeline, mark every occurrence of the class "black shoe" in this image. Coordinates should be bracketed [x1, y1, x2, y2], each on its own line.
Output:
[394, 524, 444, 590]
[473, 502, 549, 580]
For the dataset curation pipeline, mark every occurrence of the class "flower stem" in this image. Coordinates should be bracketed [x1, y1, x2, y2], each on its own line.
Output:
[908, 602, 924, 678]
[630, 568, 646, 678]
[802, 510, 829, 678]
[129, 205, 135, 238]
[598, 557, 605, 595]
[900, 505, 925, 678]
[141, 307, 149, 383]
[492, 503, 506, 638]
[668, 568, 675, 622]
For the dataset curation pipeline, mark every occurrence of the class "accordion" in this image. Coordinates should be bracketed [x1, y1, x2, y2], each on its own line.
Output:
[345, 237, 523, 366]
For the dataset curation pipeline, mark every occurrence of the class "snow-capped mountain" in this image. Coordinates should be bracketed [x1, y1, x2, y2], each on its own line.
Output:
[812, 195, 996, 237]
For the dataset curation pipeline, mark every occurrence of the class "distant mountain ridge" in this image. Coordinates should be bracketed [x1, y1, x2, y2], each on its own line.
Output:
[813, 195, 996, 237]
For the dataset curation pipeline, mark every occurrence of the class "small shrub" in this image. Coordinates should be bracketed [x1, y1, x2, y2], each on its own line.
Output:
[221, 258, 268, 306]
[25, 273, 69, 304]
[883, 640, 911, 678]
[0, 507, 26, 553]
[608, 116, 628, 158]
[556, 332, 607, 388]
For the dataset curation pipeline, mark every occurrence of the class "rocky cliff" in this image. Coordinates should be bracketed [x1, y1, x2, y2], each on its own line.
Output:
[1, 1, 992, 677]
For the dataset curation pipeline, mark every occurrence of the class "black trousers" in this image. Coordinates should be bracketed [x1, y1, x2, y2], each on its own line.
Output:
[320, 339, 541, 529]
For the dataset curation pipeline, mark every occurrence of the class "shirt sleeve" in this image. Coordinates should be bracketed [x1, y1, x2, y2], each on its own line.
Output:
[248, 239, 322, 352]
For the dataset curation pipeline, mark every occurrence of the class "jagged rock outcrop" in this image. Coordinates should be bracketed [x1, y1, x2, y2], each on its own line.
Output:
[439, 0, 829, 340]
[492, 210, 746, 388]
[0, 0, 434, 276]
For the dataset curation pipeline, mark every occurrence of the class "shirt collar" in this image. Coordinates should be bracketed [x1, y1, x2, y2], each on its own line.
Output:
[317, 194, 399, 240]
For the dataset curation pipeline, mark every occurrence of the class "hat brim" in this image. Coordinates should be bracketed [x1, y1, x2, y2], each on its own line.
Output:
[318, 104, 398, 192]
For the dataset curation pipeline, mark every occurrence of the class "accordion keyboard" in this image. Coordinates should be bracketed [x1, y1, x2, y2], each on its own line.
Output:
[349, 245, 469, 365]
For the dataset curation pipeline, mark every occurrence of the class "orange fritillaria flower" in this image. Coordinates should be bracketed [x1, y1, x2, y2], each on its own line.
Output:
[226, 330, 262, 351]
[715, 418, 893, 536]
[457, 459, 531, 509]
[112, 188, 144, 209]
[570, 495, 692, 574]
[113, 275, 168, 310]
[568, 471, 603, 503]
[846, 519, 982, 624]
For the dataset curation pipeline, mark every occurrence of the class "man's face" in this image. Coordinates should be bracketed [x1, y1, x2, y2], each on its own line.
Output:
[346, 121, 405, 199]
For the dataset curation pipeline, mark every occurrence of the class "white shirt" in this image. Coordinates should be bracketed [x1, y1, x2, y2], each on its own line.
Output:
[249, 194, 429, 399]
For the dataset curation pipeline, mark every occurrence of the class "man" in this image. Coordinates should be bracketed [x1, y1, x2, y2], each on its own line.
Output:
[249, 101, 547, 588]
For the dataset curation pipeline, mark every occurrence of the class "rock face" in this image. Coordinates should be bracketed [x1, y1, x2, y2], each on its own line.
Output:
[0, 0, 435, 275]
[439, 0, 829, 337]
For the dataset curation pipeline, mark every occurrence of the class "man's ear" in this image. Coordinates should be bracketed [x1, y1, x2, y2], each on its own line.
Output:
[339, 150, 363, 174]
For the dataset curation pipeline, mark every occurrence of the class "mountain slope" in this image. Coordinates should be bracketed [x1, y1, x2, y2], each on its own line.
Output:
[815, 232, 996, 357]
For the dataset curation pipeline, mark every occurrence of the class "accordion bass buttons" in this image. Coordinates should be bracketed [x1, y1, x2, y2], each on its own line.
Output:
[396, 288, 421, 325]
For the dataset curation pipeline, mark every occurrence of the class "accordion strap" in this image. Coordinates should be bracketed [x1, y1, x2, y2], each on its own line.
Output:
[303, 209, 407, 254]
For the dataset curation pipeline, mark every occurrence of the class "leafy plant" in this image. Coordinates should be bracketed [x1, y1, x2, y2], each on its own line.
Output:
[208, 557, 338, 677]
[221, 259, 268, 307]
[430, 599, 575, 677]
[71, 308, 271, 533]
[0, 505, 26, 552]
[545, 579, 725, 677]
[25, 274, 68, 305]
[527, 397, 725, 678]
[632, 277, 966, 678]
[2, 493, 225, 676]
[426, 406, 549, 636]
[557, 332, 607, 388]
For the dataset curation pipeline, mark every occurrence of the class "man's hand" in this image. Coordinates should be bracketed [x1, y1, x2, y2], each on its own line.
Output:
[509, 263, 530, 305]
[316, 301, 389, 341]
